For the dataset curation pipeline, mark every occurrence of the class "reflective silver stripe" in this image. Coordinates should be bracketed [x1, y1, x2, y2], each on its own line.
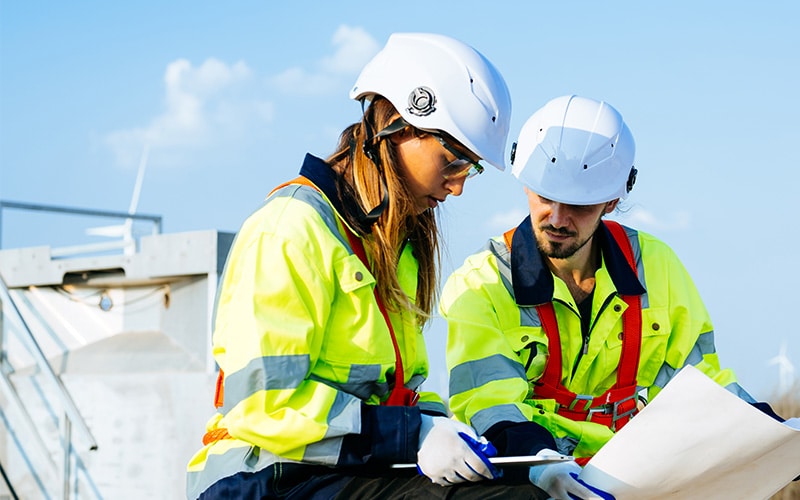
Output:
[224, 356, 392, 412]
[724, 381, 756, 403]
[652, 365, 755, 404]
[308, 374, 388, 402]
[187, 444, 281, 499]
[470, 403, 528, 436]
[407, 373, 425, 391]
[620, 225, 649, 308]
[449, 353, 526, 396]
[320, 371, 428, 404]
[418, 400, 447, 415]
[303, 437, 344, 464]
[327, 380, 390, 400]
[488, 238, 515, 300]
[555, 436, 579, 457]
[314, 364, 384, 400]
[489, 238, 539, 328]
[222, 354, 310, 413]
[348, 363, 382, 384]
[188, 397, 363, 497]
[519, 306, 542, 328]
[652, 362, 677, 390]
[304, 393, 362, 463]
[308, 373, 389, 399]
[696, 330, 717, 355]
[269, 184, 348, 249]
[326, 390, 362, 433]
[684, 330, 717, 367]
[652, 331, 717, 390]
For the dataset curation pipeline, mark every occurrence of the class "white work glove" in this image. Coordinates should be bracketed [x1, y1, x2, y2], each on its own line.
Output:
[528, 449, 607, 499]
[417, 415, 495, 486]
[784, 417, 800, 430]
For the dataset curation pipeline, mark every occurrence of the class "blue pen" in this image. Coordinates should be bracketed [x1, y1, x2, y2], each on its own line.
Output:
[415, 432, 502, 478]
[457, 432, 502, 479]
[568, 472, 615, 500]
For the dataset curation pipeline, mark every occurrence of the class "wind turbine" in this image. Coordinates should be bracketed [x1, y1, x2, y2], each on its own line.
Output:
[767, 341, 796, 396]
[86, 144, 150, 255]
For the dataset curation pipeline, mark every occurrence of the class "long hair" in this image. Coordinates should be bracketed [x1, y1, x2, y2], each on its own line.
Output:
[327, 96, 440, 325]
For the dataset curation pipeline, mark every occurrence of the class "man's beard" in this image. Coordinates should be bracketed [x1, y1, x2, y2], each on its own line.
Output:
[535, 217, 603, 259]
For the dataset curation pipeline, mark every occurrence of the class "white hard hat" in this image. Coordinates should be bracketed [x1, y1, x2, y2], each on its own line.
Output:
[511, 95, 637, 205]
[350, 32, 512, 171]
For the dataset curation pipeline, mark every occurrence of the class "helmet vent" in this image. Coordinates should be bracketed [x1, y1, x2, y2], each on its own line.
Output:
[551, 157, 556, 163]
[583, 164, 588, 169]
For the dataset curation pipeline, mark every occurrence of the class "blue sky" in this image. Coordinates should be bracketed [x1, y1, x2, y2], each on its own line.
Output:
[1, 1, 798, 401]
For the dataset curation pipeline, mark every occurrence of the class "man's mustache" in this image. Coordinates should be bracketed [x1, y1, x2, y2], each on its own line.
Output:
[539, 225, 576, 237]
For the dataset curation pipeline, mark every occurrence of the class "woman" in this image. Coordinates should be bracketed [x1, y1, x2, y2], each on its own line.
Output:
[186, 33, 546, 499]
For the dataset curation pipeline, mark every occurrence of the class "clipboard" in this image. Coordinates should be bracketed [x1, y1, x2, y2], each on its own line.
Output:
[390, 454, 573, 469]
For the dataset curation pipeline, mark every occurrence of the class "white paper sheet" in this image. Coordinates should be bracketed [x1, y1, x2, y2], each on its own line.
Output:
[579, 365, 800, 499]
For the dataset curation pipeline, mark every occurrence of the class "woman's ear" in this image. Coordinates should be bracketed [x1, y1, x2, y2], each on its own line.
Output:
[389, 125, 417, 144]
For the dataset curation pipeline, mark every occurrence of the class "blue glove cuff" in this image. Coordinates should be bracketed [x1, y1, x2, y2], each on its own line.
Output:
[458, 432, 502, 479]
[568, 472, 615, 500]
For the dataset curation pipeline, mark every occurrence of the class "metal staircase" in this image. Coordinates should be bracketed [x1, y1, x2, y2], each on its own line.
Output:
[0, 201, 232, 499]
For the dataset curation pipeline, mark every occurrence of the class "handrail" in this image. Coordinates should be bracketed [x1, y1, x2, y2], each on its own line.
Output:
[0, 361, 55, 467]
[0, 272, 98, 451]
[0, 199, 162, 249]
[0, 460, 20, 500]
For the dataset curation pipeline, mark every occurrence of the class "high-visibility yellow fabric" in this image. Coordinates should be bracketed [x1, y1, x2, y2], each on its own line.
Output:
[442, 223, 747, 459]
[187, 178, 442, 498]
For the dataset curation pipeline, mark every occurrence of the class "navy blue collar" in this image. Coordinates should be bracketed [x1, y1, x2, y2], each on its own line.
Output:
[298, 153, 386, 236]
[510, 216, 646, 306]
[298, 153, 339, 206]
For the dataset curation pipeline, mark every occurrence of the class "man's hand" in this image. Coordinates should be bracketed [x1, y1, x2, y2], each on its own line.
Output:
[528, 449, 613, 499]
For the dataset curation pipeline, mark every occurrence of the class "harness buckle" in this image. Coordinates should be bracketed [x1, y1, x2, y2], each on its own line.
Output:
[609, 393, 638, 431]
[579, 393, 638, 430]
[568, 394, 594, 412]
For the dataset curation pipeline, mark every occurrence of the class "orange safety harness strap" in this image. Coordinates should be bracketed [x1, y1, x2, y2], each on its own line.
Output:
[503, 220, 642, 434]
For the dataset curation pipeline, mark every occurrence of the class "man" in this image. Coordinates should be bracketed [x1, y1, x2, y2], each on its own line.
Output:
[440, 95, 781, 499]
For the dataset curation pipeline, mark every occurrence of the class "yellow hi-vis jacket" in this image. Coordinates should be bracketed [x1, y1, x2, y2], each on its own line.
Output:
[187, 155, 445, 499]
[441, 216, 753, 460]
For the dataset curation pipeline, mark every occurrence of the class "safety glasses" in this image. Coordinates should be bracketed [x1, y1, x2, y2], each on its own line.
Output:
[433, 134, 484, 180]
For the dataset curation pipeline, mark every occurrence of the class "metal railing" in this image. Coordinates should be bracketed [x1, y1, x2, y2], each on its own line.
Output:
[0, 200, 162, 253]
[0, 272, 99, 498]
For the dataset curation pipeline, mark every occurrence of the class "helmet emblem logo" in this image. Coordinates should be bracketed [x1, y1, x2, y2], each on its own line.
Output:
[407, 87, 436, 116]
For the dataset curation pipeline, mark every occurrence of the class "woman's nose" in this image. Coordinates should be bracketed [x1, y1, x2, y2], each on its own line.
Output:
[444, 175, 467, 197]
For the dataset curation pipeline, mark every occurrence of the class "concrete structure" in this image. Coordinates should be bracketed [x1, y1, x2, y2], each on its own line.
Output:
[0, 226, 233, 499]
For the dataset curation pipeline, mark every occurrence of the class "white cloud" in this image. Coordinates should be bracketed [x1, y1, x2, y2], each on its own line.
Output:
[105, 58, 273, 169]
[272, 25, 379, 95]
[104, 25, 377, 168]
[321, 25, 381, 74]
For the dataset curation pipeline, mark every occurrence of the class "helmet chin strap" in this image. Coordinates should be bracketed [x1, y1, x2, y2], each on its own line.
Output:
[342, 99, 399, 235]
